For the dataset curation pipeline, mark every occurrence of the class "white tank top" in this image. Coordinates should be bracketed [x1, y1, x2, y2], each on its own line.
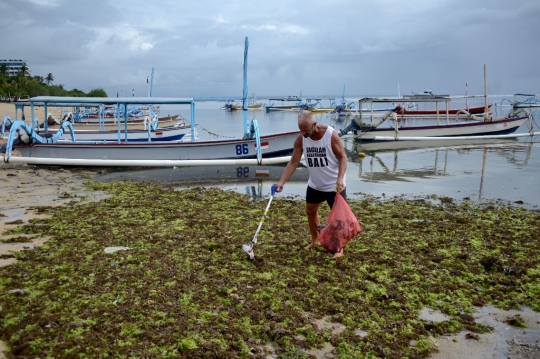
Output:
[303, 126, 345, 191]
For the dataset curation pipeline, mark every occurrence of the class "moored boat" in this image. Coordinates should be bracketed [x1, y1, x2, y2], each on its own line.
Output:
[51, 124, 190, 142]
[10, 129, 298, 161]
[308, 107, 336, 113]
[10, 100, 184, 130]
[2, 109, 191, 142]
[286, 95, 302, 101]
[3, 96, 298, 165]
[393, 104, 492, 118]
[403, 90, 449, 99]
[46, 114, 186, 131]
[510, 94, 540, 108]
[338, 97, 537, 143]
[264, 104, 302, 112]
[222, 101, 263, 111]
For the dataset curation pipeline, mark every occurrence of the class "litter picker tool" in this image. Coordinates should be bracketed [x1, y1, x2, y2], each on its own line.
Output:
[242, 184, 280, 259]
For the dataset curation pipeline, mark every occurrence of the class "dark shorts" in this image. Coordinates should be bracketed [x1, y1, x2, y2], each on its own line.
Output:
[306, 186, 347, 208]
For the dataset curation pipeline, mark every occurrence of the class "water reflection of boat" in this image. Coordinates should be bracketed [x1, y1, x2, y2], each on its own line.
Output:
[346, 141, 455, 182]
[348, 137, 525, 153]
[92, 164, 309, 184]
[349, 142, 534, 191]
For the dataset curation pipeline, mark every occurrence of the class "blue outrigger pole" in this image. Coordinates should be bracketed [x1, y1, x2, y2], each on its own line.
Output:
[150, 67, 155, 98]
[243, 36, 249, 137]
[241, 36, 261, 162]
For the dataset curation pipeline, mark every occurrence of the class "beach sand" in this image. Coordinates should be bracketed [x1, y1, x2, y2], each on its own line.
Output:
[0, 162, 109, 359]
[0, 144, 539, 358]
[0, 101, 64, 121]
[0, 163, 106, 266]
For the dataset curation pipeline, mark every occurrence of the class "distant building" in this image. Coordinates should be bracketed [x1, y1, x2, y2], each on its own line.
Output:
[0, 59, 30, 76]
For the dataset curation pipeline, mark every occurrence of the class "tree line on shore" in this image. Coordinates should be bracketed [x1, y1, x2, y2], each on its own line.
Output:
[0, 63, 107, 101]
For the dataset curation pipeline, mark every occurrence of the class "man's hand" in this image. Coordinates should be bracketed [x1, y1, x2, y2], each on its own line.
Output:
[272, 183, 284, 196]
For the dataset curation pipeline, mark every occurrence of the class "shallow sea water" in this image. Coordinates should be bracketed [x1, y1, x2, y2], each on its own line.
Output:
[94, 98, 540, 209]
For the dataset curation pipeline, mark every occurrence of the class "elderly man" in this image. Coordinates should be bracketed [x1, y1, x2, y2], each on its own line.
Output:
[274, 110, 348, 258]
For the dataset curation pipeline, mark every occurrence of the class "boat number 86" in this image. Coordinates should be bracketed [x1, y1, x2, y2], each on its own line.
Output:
[235, 144, 249, 155]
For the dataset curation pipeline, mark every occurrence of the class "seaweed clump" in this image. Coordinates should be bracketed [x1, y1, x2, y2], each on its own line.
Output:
[0, 180, 539, 358]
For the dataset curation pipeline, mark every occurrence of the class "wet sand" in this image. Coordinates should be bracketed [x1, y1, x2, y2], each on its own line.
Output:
[429, 306, 540, 359]
[0, 162, 103, 266]
[0, 162, 107, 359]
[0, 162, 539, 359]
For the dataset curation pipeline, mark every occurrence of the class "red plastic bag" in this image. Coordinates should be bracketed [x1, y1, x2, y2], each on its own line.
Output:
[318, 193, 362, 254]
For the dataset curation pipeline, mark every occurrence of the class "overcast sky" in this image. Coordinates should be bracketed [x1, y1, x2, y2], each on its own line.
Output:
[1, 0, 539, 99]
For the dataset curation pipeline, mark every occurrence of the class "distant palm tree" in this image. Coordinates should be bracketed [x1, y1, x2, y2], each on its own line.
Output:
[0, 63, 7, 77]
[18, 65, 29, 76]
[45, 73, 54, 85]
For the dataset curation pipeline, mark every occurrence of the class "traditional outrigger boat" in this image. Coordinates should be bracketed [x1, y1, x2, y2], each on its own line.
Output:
[2, 38, 299, 167]
[265, 97, 340, 113]
[3, 99, 186, 128]
[334, 102, 490, 119]
[222, 100, 263, 111]
[1, 104, 192, 142]
[264, 98, 303, 112]
[508, 94, 540, 108]
[338, 96, 538, 143]
[52, 113, 183, 130]
[393, 104, 491, 118]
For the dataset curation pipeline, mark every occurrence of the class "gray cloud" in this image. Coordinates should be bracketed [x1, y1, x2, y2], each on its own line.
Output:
[1, 0, 538, 98]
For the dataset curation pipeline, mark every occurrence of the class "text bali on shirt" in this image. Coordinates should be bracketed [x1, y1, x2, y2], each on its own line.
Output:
[305, 146, 329, 167]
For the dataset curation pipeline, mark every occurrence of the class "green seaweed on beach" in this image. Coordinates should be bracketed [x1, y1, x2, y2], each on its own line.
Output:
[0, 235, 37, 244]
[0, 180, 539, 358]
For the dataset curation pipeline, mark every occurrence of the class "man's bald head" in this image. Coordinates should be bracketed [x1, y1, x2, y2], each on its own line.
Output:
[298, 110, 316, 128]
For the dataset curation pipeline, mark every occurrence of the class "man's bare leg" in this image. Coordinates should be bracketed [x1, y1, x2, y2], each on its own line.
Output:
[305, 203, 320, 249]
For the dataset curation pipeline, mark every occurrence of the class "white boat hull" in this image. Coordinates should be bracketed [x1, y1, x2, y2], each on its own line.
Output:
[13, 131, 299, 161]
[44, 125, 190, 142]
[47, 115, 184, 131]
[352, 117, 528, 142]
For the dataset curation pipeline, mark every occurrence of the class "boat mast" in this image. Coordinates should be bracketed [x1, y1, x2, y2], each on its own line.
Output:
[149, 67, 156, 117]
[466, 83, 469, 111]
[150, 67, 155, 98]
[243, 36, 249, 137]
[484, 64, 488, 119]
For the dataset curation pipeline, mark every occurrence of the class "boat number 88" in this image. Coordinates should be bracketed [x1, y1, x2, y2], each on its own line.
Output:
[237, 167, 249, 177]
[236, 144, 249, 155]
